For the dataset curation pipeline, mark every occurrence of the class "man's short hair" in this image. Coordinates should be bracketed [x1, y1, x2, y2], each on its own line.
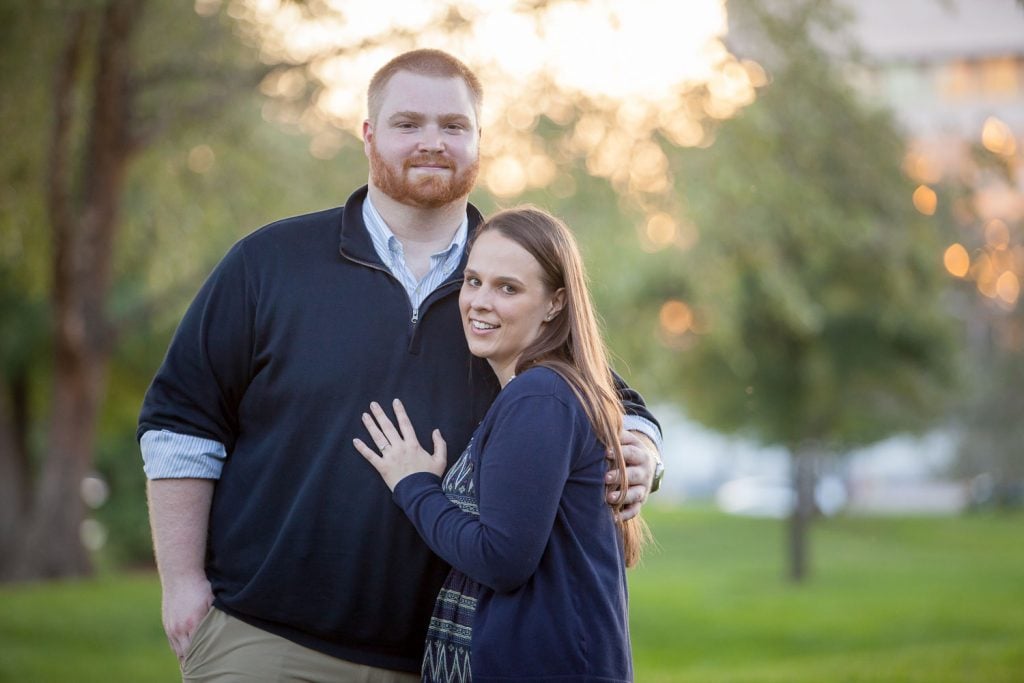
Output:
[367, 49, 483, 124]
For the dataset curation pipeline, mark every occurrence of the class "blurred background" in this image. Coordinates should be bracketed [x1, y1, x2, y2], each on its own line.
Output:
[1, 0, 1022, 681]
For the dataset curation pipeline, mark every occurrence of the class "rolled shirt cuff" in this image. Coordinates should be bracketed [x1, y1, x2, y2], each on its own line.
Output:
[622, 414, 663, 454]
[141, 429, 226, 480]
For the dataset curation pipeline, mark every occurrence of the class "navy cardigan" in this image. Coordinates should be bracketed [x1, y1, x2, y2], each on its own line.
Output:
[396, 367, 633, 682]
[138, 186, 656, 672]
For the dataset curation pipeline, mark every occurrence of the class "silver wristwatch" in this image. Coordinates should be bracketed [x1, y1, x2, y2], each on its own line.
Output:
[650, 457, 665, 493]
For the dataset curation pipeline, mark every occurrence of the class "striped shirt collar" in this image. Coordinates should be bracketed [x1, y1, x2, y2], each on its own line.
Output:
[362, 194, 468, 272]
[362, 193, 469, 308]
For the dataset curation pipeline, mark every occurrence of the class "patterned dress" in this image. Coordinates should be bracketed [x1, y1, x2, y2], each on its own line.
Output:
[421, 438, 482, 683]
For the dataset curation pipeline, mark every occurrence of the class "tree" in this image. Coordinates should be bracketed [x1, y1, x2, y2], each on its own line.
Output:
[225, 8, 963, 585]
[619, 0, 960, 581]
[955, 315, 1024, 507]
[0, 0, 277, 580]
[944, 146, 1024, 506]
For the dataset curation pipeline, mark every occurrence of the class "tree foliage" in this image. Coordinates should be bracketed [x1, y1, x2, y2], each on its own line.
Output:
[612, 0, 961, 580]
[0, 0, 366, 580]
[942, 150, 1024, 505]
[0, 0, 981, 582]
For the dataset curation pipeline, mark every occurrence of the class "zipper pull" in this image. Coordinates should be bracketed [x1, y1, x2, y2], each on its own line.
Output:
[411, 310, 419, 325]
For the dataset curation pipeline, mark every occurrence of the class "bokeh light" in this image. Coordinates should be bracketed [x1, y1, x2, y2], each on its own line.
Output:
[981, 116, 1018, 157]
[996, 271, 1020, 305]
[984, 218, 1011, 250]
[660, 300, 693, 336]
[80, 475, 110, 509]
[645, 213, 678, 250]
[974, 252, 999, 299]
[912, 185, 937, 215]
[943, 243, 970, 278]
[902, 149, 942, 184]
[187, 145, 215, 174]
[79, 519, 108, 552]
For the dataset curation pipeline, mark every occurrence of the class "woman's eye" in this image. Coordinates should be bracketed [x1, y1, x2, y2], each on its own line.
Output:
[501, 284, 517, 294]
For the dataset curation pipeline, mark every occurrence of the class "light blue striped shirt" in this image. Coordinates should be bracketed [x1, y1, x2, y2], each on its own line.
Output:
[142, 196, 661, 479]
[362, 195, 468, 315]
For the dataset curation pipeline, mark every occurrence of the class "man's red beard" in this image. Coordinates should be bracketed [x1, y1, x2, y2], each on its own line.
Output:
[369, 143, 479, 209]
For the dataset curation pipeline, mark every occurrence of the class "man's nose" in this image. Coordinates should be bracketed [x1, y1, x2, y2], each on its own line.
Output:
[417, 126, 445, 153]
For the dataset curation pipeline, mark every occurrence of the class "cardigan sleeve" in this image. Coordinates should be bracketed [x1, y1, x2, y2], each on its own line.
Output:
[137, 241, 256, 454]
[393, 390, 577, 593]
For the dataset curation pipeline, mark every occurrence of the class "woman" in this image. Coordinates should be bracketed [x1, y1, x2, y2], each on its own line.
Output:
[354, 207, 648, 682]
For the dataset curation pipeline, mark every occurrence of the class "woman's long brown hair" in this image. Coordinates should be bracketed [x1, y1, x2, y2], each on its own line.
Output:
[471, 206, 650, 567]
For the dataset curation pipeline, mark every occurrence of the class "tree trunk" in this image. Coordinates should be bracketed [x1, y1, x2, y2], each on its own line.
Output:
[0, 373, 32, 579]
[786, 445, 817, 583]
[10, 0, 142, 581]
[13, 360, 107, 578]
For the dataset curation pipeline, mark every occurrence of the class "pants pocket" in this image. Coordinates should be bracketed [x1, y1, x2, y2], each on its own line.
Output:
[180, 606, 217, 675]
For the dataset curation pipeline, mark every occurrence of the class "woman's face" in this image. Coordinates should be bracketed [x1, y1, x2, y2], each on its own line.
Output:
[459, 230, 564, 386]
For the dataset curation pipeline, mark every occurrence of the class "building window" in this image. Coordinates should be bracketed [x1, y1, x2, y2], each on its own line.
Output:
[939, 56, 1024, 101]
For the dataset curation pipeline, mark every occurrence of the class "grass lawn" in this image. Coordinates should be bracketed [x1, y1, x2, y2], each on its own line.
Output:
[631, 507, 1024, 682]
[0, 571, 176, 682]
[1, 507, 1021, 682]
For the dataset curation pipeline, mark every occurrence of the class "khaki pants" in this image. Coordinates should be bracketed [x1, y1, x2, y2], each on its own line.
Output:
[181, 607, 421, 683]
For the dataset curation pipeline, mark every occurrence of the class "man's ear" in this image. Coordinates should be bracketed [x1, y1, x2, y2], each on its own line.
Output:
[362, 119, 373, 154]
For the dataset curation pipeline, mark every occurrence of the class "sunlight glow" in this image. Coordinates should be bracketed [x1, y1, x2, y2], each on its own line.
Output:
[229, 0, 756, 212]
[486, 156, 528, 197]
[194, 0, 222, 17]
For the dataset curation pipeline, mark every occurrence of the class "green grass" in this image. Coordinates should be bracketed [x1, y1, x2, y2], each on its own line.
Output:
[0, 572, 176, 682]
[631, 507, 1024, 682]
[1, 508, 1021, 682]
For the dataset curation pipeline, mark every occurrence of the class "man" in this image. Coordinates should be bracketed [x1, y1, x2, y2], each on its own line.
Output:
[140, 49, 663, 681]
